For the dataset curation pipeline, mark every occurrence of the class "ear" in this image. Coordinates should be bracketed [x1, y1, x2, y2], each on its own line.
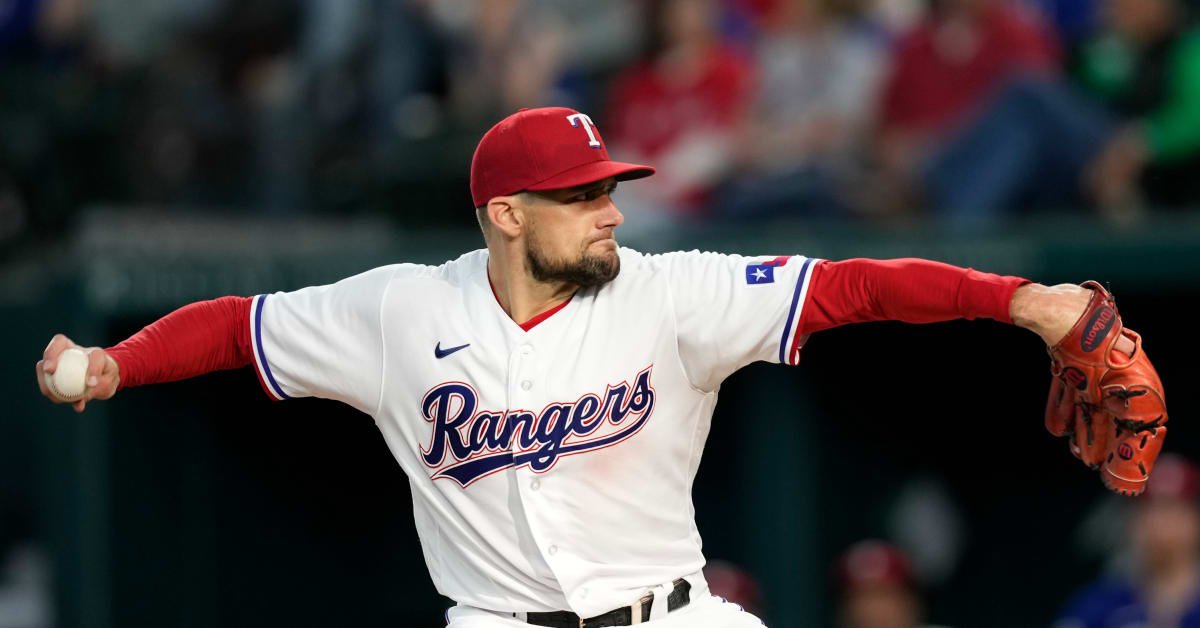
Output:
[486, 196, 525, 239]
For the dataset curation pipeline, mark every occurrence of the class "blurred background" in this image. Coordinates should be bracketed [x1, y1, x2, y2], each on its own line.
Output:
[3, 0, 1200, 626]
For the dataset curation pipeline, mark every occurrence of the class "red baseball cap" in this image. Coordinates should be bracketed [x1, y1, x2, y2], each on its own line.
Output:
[1143, 454, 1200, 501]
[835, 540, 916, 593]
[469, 107, 655, 208]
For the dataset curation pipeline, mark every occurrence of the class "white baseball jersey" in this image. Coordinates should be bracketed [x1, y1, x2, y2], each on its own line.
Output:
[247, 247, 818, 619]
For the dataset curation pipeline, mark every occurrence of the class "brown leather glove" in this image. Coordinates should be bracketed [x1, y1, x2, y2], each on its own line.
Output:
[1044, 282, 1167, 496]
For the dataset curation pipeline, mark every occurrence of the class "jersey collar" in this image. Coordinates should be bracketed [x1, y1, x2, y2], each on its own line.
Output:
[486, 268, 575, 332]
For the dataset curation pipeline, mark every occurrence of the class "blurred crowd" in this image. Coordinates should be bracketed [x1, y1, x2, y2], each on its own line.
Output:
[706, 455, 1200, 627]
[2, 0, 1200, 247]
[799, 454, 1200, 628]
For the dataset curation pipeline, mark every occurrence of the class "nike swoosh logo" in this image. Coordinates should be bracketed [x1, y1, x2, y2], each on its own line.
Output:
[435, 342, 470, 359]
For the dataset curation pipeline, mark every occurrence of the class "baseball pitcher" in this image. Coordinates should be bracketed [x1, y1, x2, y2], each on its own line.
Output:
[35, 107, 1167, 627]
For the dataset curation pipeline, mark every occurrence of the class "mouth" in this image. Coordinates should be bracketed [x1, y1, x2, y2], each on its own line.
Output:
[590, 239, 618, 256]
[590, 235, 618, 247]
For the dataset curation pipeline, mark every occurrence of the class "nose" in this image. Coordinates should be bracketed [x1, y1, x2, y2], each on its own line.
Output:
[599, 196, 624, 229]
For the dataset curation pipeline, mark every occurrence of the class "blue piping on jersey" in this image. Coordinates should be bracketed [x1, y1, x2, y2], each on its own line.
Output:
[255, 294, 291, 400]
[778, 257, 814, 364]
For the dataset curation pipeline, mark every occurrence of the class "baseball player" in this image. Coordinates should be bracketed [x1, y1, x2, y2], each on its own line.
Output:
[35, 107, 1167, 627]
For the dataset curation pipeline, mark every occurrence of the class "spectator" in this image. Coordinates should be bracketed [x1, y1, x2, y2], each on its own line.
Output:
[919, 0, 1200, 221]
[870, 0, 1059, 215]
[604, 0, 755, 238]
[836, 540, 950, 628]
[715, 0, 887, 219]
[704, 559, 766, 617]
[1023, 0, 1101, 46]
[869, 0, 928, 36]
[1055, 454, 1200, 628]
[431, 0, 642, 124]
[1077, 0, 1200, 211]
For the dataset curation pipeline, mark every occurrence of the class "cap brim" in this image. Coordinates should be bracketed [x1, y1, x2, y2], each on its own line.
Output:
[525, 160, 655, 192]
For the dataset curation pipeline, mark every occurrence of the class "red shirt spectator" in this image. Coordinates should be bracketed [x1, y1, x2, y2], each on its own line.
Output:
[605, 43, 754, 211]
[881, 0, 1060, 135]
[607, 46, 752, 157]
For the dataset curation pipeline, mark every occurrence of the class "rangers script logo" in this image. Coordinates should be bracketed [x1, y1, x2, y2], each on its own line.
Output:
[419, 366, 656, 487]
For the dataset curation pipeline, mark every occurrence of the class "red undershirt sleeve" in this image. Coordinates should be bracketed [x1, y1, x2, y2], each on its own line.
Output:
[105, 296, 255, 390]
[797, 258, 1030, 335]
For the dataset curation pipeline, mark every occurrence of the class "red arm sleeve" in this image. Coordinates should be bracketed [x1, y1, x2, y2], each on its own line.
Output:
[105, 296, 254, 389]
[798, 258, 1030, 335]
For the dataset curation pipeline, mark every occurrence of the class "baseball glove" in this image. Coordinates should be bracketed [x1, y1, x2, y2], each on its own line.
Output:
[1044, 281, 1167, 496]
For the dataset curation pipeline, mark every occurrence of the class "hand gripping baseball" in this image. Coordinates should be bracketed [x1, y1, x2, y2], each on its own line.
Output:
[36, 334, 121, 413]
[1044, 282, 1167, 495]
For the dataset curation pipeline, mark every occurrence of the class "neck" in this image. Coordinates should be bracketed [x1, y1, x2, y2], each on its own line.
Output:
[487, 246, 578, 325]
[659, 39, 711, 77]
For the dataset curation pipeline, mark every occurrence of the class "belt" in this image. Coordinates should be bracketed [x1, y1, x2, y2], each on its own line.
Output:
[513, 578, 692, 628]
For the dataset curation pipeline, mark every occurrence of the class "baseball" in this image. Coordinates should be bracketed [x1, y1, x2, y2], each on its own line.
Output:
[44, 347, 90, 402]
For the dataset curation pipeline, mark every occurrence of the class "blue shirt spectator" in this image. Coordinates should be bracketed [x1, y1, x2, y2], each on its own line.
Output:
[1057, 455, 1200, 628]
[1056, 578, 1200, 628]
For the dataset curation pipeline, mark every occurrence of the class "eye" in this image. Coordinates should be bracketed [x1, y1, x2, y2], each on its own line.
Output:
[589, 184, 618, 201]
[569, 183, 617, 203]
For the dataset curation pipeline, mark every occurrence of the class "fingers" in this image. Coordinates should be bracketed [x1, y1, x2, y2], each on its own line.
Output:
[41, 334, 76, 374]
[73, 349, 117, 407]
[1114, 333, 1136, 358]
[95, 354, 120, 400]
[82, 351, 120, 402]
[35, 360, 50, 397]
[85, 349, 105, 389]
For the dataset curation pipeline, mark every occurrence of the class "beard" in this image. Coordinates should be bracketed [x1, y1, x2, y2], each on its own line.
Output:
[525, 227, 620, 288]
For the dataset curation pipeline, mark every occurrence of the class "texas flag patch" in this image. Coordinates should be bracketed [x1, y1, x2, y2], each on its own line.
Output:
[745, 256, 789, 285]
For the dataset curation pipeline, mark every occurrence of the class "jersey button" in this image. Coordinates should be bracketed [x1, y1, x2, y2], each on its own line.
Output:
[520, 380, 532, 391]
[530, 479, 540, 491]
[520, 344, 533, 355]
[547, 545, 558, 556]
